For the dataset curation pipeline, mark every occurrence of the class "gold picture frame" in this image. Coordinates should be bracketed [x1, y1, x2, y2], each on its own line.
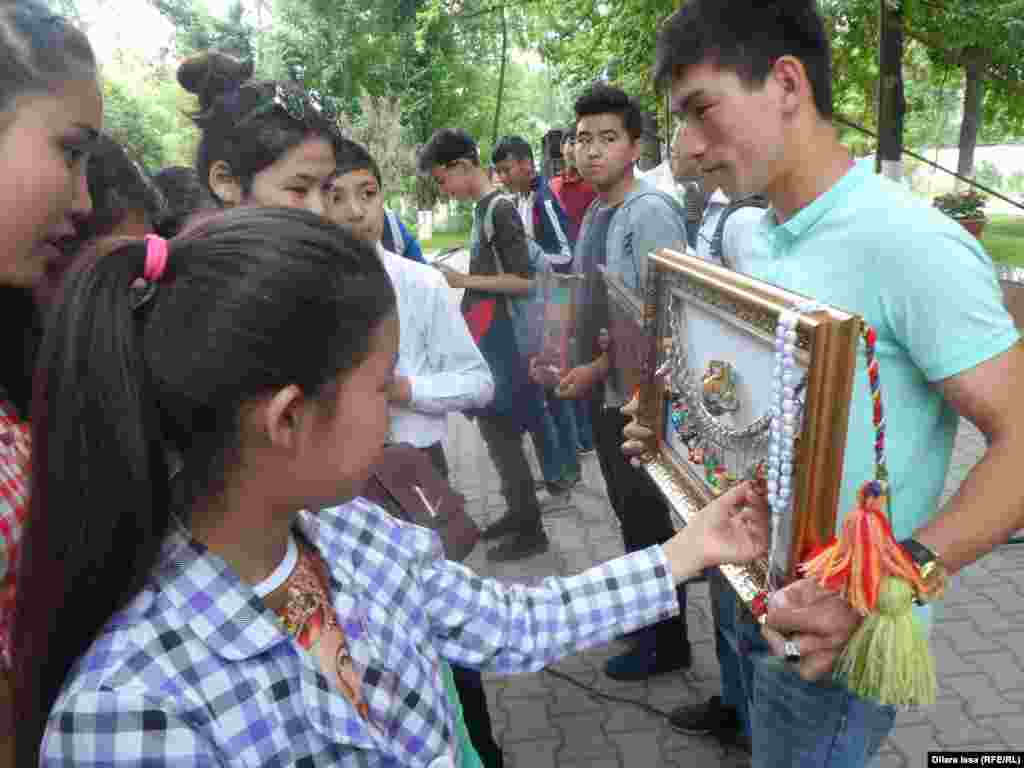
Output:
[603, 248, 863, 606]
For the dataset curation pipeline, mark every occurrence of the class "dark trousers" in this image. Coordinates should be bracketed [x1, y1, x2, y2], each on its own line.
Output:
[476, 413, 542, 534]
[591, 403, 689, 648]
[422, 443, 504, 768]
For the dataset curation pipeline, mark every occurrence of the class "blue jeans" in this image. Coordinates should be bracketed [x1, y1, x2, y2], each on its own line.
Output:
[547, 394, 580, 481]
[724, 585, 897, 768]
[708, 569, 750, 736]
[573, 399, 594, 452]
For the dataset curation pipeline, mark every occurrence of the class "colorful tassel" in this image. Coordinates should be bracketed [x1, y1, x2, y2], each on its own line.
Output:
[833, 577, 936, 707]
[796, 324, 938, 707]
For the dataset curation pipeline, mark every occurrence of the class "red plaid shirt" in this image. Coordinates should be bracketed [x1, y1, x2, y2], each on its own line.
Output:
[0, 398, 29, 668]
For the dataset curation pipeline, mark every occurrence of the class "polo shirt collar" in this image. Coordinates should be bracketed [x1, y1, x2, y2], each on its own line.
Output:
[773, 158, 872, 242]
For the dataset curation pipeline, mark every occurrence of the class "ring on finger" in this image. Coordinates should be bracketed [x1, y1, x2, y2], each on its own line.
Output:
[783, 638, 801, 661]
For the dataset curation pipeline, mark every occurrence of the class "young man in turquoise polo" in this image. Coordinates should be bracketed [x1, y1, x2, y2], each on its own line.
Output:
[633, 1, 1024, 765]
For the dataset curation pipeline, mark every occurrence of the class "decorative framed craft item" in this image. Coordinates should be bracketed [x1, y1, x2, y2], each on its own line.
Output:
[621, 249, 863, 605]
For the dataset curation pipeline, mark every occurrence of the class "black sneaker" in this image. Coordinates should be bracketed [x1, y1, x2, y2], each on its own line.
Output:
[481, 514, 524, 541]
[668, 696, 740, 736]
[603, 643, 692, 681]
[485, 531, 549, 562]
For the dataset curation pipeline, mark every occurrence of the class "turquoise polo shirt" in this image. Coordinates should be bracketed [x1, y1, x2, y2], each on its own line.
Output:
[744, 160, 1019, 623]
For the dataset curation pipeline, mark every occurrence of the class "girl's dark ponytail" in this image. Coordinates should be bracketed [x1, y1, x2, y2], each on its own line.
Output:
[13, 239, 173, 767]
[11, 208, 395, 762]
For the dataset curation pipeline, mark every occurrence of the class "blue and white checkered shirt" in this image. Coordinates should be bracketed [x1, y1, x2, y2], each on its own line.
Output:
[43, 499, 678, 767]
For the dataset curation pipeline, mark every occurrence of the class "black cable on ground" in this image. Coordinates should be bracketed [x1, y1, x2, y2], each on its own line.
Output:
[542, 666, 674, 720]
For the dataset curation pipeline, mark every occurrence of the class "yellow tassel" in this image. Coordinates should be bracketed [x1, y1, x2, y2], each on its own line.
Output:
[834, 577, 936, 707]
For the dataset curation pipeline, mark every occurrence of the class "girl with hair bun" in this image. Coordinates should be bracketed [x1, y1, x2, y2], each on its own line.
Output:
[0, 0, 100, 760]
[177, 50, 343, 215]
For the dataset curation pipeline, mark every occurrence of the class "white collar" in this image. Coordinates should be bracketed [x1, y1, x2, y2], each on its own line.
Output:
[252, 533, 299, 598]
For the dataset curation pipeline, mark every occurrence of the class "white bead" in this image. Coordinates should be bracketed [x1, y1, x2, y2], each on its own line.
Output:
[782, 372, 795, 386]
[783, 343, 795, 356]
[785, 330, 797, 344]
[782, 400, 794, 414]
[767, 480, 778, 494]
[767, 492, 777, 506]
[769, 444, 780, 457]
[783, 353, 795, 368]
[775, 338, 785, 352]
[783, 413, 794, 426]
[783, 423, 795, 436]
[783, 386, 795, 399]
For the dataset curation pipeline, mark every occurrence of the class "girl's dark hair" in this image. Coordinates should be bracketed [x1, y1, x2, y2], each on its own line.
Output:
[152, 165, 219, 238]
[653, 0, 833, 119]
[12, 206, 396, 764]
[78, 134, 166, 241]
[0, 1, 95, 416]
[177, 51, 343, 204]
[0, 0, 95, 112]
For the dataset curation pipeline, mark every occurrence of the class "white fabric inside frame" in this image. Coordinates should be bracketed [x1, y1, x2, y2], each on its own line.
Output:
[663, 286, 810, 580]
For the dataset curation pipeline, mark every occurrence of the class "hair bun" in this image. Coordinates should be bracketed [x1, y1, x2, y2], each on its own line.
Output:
[177, 51, 254, 111]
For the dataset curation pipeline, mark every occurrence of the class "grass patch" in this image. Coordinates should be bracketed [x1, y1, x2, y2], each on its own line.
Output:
[981, 214, 1024, 267]
[420, 230, 470, 254]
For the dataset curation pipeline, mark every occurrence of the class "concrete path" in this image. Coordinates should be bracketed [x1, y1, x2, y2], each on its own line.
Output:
[442, 412, 1024, 767]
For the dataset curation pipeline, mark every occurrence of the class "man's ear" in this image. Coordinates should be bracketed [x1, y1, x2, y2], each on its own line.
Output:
[209, 160, 243, 207]
[771, 55, 809, 116]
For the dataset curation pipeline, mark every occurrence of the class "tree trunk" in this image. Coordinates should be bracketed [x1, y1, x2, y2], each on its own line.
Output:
[638, 111, 661, 171]
[956, 47, 986, 188]
[876, 0, 905, 181]
[491, 3, 508, 147]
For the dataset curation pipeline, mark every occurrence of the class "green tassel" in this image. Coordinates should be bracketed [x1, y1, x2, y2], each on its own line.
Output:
[833, 576, 936, 707]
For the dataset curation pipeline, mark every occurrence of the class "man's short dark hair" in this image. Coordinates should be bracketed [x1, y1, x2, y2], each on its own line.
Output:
[417, 128, 480, 174]
[653, 0, 833, 119]
[334, 138, 383, 187]
[492, 135, 533, 164]
[573, 83, 643, 141]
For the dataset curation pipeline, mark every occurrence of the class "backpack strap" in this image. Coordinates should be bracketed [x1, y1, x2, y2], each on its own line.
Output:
[709, 194, 769, 269]
[385, 209, 405, 257]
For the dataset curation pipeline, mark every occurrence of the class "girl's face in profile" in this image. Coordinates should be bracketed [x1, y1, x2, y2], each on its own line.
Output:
[301, 311, 399, 509]
[0, 78, 102, 288]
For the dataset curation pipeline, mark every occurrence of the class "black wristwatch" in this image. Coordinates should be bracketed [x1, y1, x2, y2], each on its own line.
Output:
[898, 537, 947, 604]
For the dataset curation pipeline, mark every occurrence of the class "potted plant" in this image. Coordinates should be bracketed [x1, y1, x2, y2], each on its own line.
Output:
[933, 188, 989, 237]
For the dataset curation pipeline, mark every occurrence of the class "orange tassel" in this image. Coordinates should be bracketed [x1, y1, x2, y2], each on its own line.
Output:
[801, 481, 929, 614]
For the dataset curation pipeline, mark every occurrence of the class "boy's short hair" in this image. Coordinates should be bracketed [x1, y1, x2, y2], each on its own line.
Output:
[417, 128, 480, 174]
[492, 135, 533, 164]
[334, 139, 383, 187]
[573, 82, 644, 141]
[653, 0, 833, 119]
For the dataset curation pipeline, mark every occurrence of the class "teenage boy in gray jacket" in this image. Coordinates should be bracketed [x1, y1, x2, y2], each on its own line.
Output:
[555, 83, 693, 681]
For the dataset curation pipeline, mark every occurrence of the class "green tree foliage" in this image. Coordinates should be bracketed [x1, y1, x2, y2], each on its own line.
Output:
[151, 0, 254, 60]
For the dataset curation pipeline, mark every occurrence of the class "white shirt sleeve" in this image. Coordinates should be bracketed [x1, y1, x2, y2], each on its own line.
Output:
[407, 270, 495, 414]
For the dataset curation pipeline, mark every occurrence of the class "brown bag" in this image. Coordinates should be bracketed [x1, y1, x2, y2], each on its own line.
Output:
[360, 443, 480, 562]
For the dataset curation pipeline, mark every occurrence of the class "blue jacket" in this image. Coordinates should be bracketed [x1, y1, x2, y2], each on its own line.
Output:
[528, 175, 574, 270]
[382, 209, 425, 264]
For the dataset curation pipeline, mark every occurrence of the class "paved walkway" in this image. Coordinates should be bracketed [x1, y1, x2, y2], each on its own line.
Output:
[442, 413, 1024, 767]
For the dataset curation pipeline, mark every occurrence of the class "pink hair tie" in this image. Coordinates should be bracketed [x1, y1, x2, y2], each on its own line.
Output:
[144, 234, 169, 282]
